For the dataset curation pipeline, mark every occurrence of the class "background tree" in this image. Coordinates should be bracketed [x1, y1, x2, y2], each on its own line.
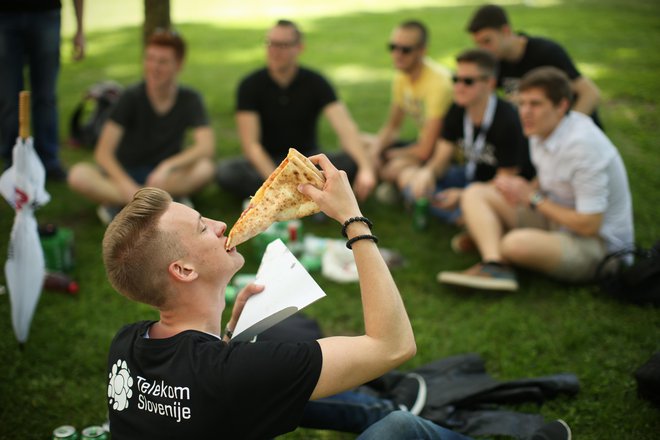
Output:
[143, 0, 170, 44]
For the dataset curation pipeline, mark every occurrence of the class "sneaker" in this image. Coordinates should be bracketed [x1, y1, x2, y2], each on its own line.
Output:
[375, 182, 400, 205]
[391, 372, 427, 416]
[531, 419, 572, 440]
[451, 232, 477, 254]
[437, 262, 518, 291]
[97, 205, 120, 226]
[46, 165, 68, 182]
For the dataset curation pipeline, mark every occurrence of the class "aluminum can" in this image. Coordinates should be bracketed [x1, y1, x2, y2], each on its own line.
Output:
[413, 198, 430, 230]
[81, 425, 108, 440]
[53, 425, 78, 440]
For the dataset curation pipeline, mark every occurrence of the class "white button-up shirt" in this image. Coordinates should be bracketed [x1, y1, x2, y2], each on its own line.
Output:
[529, 111, 634, 252]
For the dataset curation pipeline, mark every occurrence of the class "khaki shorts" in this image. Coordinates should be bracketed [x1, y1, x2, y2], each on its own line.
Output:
[516, 206, 607, 282]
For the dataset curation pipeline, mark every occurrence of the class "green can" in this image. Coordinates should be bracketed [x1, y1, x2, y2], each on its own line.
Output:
[413, 198, 430, 230]
[40, 224, 75, 272]
[52, 425, 78, 440]
[81, 426, 108, 440]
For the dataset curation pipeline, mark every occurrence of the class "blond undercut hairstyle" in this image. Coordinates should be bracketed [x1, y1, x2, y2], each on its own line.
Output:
[102, 187, 185, 308]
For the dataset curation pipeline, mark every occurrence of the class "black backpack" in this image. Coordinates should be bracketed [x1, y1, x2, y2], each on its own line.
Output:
[69, 81, 123, 149]
[595, 240, 660, 306]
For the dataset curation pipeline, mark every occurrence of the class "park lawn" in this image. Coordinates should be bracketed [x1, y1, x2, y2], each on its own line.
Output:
[1, 0, 659, 438]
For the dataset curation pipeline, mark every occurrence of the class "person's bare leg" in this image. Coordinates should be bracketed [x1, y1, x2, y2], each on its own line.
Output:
[461, 183, 517, 262]
[381, 156, 420, 183]
[67, 162, 125, 205]
[161, 158, 215, 198]
[501, 228, 563, 274]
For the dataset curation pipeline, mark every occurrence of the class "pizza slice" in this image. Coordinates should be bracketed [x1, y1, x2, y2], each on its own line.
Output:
[225, 148, 325, 249]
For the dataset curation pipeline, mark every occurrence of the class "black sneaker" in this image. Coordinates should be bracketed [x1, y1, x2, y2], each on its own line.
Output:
[46, 165, 68, 182]
[390, 372, 427, 416]
[531, 419, 572, 440]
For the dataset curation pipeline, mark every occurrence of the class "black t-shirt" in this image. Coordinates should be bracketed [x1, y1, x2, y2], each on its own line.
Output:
[497, 34, 581, 95]
[107, 321, 322, 440]
[441, 98, 531, 181]
[497, 33, 602, 130]
[110, 82, 209, 168]
[236, 67, 338, 161]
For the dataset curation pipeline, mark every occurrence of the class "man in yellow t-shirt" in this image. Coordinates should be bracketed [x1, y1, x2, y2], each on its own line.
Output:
[365, 20, 453, 199]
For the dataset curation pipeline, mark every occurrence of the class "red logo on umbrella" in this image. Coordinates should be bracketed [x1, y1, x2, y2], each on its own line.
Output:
[14, 187, 28, 210]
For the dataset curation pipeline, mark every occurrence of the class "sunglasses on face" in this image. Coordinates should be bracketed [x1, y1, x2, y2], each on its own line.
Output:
[265, 39, 298, 49]
[388, 43, 417, 54]
[452, 75, 489, 86]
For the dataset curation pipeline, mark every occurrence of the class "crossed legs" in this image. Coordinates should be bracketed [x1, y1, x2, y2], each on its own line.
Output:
[68, 158, 214, 206]
[459, 182, 563, 276]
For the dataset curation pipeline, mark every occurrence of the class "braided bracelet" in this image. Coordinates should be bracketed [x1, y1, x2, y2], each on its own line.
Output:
[346, 234, 379, 249]
[341, 216, 373, 238]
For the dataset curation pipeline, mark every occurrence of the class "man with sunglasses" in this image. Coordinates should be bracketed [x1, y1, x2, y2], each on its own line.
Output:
[67, 29, 215, 224]
[438, 67, 633, 292]
[364, 20, 453, 201]
[399, 48, 530, 226]
[466, 4, 603, 128]
[216, 19, 376, 202]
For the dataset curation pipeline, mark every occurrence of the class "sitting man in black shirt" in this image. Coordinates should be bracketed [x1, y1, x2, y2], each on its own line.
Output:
[103, 154, 416, 439]
[466, 4, 603, 127]
[67, 29, 215, 224]
[216, 19, 376, 201]
[398, 49, 530, 225]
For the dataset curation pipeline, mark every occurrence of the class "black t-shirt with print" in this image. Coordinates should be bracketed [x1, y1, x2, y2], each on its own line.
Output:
[236, 66, 338, 162]
[107, 320, 322, 440]
[441, 97, 532, 181]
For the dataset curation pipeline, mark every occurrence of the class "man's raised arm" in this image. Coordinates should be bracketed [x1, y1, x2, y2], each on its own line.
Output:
[298, 154, 416, 400]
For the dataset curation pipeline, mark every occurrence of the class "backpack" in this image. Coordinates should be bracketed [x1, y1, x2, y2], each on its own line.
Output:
[595, 240, 660, 306]
[69, 81, 123, 149]
[634, 352, 660, 407]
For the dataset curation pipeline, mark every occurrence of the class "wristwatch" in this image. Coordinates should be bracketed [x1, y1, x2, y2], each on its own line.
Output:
[529, 191, 545, 210]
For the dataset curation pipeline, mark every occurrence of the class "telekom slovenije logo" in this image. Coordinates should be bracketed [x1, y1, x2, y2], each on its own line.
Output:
[108, 359, 133, 411]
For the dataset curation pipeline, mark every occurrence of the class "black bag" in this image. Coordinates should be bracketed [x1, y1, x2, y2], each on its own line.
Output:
[634, 352, 660, 407]
[69, 81, 123, 149]
[595, 240, 660, 306]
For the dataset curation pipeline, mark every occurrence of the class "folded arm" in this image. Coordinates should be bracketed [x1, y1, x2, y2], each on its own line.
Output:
[324, 101, 377, 200]
[236, 111, 277, 179]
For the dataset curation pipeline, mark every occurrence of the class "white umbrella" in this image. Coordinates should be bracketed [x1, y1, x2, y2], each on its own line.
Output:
[0, 91, 51, 345]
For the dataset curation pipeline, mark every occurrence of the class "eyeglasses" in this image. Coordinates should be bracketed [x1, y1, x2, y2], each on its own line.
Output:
[266, 39, 299, 49]
[153, 27, 180, 37]
[452, 75, 489, 86]
[387, 43, 418, 54]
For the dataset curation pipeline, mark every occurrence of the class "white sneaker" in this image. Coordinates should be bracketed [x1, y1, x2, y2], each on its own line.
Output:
[96, 205, 117, 225]
[375, 182, 400, 205]
[175, 196, 194, 208]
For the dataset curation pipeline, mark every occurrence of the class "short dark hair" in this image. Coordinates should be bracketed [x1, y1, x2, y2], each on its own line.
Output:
[467, 4, 510, 33]
[456, 48, 499, 78]
[275, 19, 303, 42]
[147, 28, 186, 60]
[399, 20, 428, 47]
[519, 66, 573, 107]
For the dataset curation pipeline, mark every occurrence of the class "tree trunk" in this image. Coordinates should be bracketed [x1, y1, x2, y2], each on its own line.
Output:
[143, 0, 171, 45]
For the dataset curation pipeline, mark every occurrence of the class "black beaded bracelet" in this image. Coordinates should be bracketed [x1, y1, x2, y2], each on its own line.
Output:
[341, 216, 373, 238]
[346, 234, 379, 249]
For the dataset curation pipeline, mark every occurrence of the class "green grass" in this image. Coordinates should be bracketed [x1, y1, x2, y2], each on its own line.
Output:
[1, 0, 659, 438]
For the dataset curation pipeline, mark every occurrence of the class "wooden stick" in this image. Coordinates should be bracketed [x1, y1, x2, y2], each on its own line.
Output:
[19, 91, 30, 140]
